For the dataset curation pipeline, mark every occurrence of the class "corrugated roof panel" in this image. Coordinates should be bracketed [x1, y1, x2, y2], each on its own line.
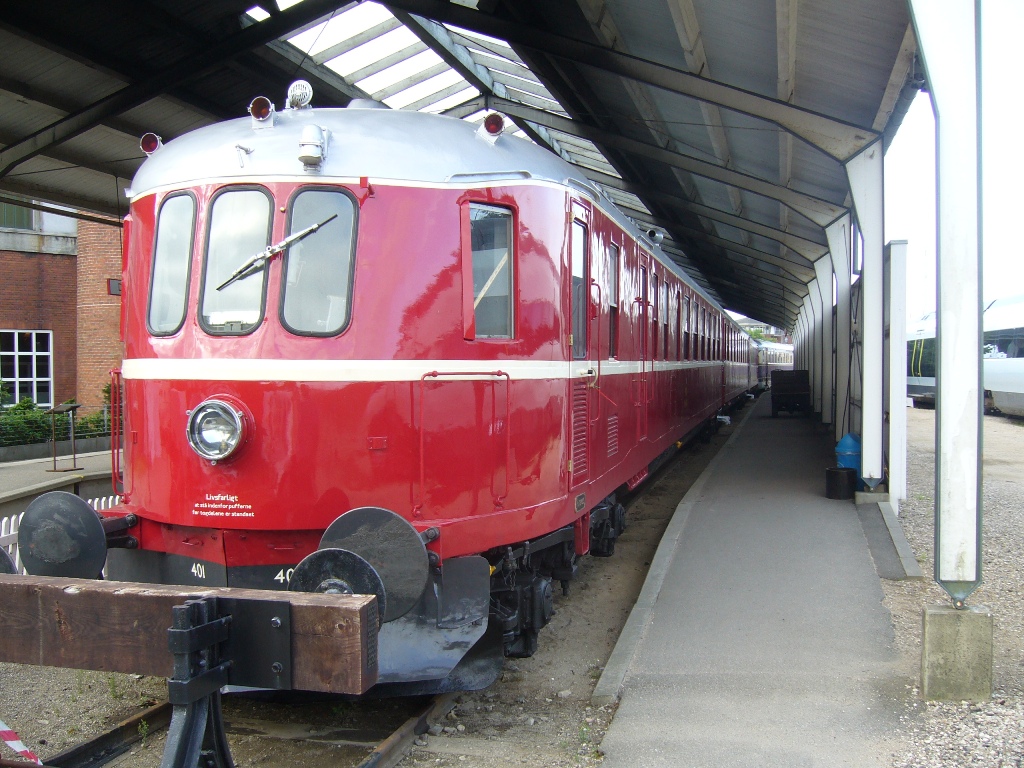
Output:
[422, 87, 480, 114]
[689, 0, 779, 98]
[356, 49, 448, 96]
[0, 0, 913, 326]
[384, 69, 471, 110]
[798, 1, 910, 126]
[288, 3, 394, 57]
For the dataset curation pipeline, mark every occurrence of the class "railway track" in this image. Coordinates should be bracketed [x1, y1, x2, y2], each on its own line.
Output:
[1, 412, 742, 768]
[0, 694, 455, 768]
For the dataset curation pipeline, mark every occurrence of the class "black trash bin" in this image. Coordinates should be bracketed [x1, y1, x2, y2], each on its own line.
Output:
[825, 467, 856, 500]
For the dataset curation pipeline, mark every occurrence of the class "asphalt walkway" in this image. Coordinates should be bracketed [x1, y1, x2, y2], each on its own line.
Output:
[0, 451, 113, 507]
[596, 393, 910, 767]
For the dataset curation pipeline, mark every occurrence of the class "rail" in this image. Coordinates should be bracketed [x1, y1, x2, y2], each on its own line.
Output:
[0, 694, 453, 768]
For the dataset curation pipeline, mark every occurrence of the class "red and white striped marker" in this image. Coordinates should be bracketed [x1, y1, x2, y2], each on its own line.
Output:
[0, 718, 43, 765]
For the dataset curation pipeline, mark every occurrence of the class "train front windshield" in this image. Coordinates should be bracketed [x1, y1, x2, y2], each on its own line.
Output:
[147, 186, 357, 339]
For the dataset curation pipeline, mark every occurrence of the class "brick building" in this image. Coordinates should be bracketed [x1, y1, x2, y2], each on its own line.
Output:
[76, 221, 124, 406]
[1, 201, 123, 409]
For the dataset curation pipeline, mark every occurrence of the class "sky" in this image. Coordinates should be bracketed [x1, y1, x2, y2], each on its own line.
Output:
[884, 0, 1022, 322]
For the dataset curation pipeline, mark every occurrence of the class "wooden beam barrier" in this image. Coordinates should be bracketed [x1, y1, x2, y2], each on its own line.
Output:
[0, 575, 378, 695]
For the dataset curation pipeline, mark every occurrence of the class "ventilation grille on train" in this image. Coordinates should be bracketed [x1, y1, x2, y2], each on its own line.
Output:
[571, 381, 588, 479]
[607, 413, 619, 457]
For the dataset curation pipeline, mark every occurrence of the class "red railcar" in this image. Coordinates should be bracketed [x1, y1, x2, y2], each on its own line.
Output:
[20, 84, 756, 694]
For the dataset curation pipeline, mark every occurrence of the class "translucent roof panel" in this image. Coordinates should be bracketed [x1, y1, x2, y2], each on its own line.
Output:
[268, 1, 620, 194]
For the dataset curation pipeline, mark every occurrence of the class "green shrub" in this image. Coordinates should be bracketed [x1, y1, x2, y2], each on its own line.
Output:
[0, 399, 112, 447]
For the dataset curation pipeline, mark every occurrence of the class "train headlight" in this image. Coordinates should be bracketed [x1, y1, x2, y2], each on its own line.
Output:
[187, 399, 246, 461]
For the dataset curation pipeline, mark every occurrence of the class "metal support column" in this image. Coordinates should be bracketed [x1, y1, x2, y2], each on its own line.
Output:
[827, 214, 853, 442]
[814, 256, 835, 427]
[846, 139, 885, 487]
[808, 279, 824, 416]
[885, 241, 909, 509]
[795, 311, 807, 370]
[909, 0, 983, 605]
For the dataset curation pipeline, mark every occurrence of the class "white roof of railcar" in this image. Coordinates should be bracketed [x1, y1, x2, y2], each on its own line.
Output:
[130, 100, 731, 316]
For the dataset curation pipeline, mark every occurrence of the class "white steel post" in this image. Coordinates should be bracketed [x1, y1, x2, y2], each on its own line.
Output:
[827, 214, 852, 442]
[846, 139, 885, 488]
[886, 240, 909, 508]
[808, 279, 824, 416]
[814, 256, 835, 426]
[909, 0, 983, 605]
[802, 293, 817, 411]
[798, 309, 808, 370]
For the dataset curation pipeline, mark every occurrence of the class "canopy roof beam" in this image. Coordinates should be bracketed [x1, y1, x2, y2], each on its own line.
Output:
[485, 96, 847, 228]
[393, 11, 574, 163]
[582, 168, 828, 260]
[381, 0, 880, 162]
[0, 0, 361, 179]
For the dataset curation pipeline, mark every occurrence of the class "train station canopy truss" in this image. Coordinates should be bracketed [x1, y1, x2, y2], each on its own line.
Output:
[0, 0, 916, 329]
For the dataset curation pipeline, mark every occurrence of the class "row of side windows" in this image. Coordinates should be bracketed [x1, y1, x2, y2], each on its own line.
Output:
[466, 203, 748, 364]
[572, 213, 735, 363]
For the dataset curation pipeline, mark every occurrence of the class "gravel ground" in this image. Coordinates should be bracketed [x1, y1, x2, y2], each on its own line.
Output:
[884, 408, 1024, 768]
[2, 407, 1021, 767]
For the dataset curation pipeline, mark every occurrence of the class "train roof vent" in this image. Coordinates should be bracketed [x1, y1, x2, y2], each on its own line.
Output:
[346, 99, 390, 110]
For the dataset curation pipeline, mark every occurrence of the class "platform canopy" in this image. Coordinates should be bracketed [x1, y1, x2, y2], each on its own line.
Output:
[0, 0, 916, 329]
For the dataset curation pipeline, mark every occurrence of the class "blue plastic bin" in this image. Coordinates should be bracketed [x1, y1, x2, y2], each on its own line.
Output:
[835, 432, 863, 490]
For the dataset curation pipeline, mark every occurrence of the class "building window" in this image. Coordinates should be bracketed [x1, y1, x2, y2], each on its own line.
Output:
[0, 203, 33, 230]
[1, 330, 53, 407]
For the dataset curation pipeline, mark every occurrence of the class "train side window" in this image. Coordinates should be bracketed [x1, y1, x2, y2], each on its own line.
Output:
[675, 290, 682, 360]
[682, 295, 690, 360]
[652, 274, 660, 359]
[199, 188, 272, 335]
[281, 189, 357, 336]
[148, 193, 196, 335]
[571, 220, 588, 358]
[639, 265, 648, 360]
[662, 280, 669, 360]
[470, 204, 515, 339]
[608, 243, 619, 358]
[700, 306, 707, 360]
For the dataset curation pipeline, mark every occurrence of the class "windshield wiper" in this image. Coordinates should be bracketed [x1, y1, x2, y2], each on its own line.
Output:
[216, 213, 338, 291]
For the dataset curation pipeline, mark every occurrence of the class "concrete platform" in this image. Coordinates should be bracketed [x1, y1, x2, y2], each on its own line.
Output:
[596, 393, 915, 767]
[0, 451, 115, 520]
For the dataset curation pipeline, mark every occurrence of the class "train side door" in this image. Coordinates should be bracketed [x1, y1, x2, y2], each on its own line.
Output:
[569, 206, 593, 490]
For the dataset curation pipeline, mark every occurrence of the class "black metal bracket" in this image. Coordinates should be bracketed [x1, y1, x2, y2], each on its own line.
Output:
[160, 598, 235, 768]
[159, 594, 294, 767]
